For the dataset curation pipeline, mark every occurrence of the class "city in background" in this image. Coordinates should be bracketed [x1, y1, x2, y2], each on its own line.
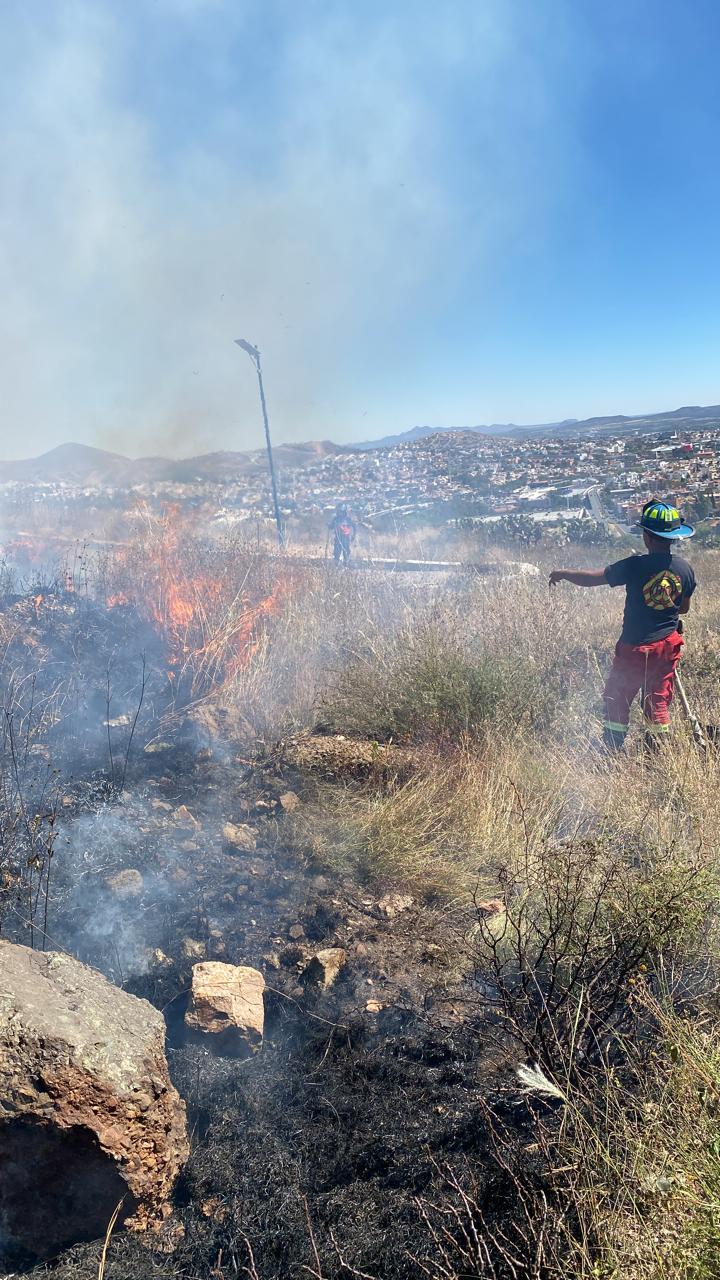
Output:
[3, 408, 720, 574]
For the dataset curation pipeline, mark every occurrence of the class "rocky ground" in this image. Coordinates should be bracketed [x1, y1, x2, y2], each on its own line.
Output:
[0, 590, 543, 1279]
[17, 746, 536, 1280]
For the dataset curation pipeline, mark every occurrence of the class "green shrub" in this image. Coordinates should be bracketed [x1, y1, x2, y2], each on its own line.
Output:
[318, 623, 559, 745]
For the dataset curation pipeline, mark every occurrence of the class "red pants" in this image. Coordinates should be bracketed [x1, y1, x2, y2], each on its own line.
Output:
[603, 631, 683, 739]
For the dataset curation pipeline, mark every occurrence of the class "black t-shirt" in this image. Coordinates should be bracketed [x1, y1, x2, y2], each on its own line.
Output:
[604, 551, 696, 645]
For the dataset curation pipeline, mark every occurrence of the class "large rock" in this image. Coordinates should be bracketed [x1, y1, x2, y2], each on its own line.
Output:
[0, 941, 188, 1265]
[185, 961, 265, 1053]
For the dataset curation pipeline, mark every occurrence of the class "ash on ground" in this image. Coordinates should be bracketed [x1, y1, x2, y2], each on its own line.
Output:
[0, 591, 545, 1280]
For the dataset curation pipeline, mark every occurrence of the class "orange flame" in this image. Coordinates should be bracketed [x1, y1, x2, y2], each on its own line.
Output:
[225, 579, 286, 676]
[106, 507, 289, 691]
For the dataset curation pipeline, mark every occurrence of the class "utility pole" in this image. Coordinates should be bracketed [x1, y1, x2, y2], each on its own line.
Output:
[234, 339, 285, 548]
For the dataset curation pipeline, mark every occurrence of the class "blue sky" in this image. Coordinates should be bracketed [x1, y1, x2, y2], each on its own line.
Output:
[1, 0, 719, 458]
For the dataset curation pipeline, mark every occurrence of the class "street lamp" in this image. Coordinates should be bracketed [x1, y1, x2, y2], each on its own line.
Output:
[234, 338, 285, 548]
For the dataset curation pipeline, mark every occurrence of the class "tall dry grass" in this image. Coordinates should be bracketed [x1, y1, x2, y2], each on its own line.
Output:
[286, 743, 561, 896]
[6, 528, 720, 1276]
[52, 528, 720, 906]
[256, 543, 720, 1276]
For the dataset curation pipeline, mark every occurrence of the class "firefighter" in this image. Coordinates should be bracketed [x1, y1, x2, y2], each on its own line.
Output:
[328, 502, 356, 565]
[549, 500, 696, 749]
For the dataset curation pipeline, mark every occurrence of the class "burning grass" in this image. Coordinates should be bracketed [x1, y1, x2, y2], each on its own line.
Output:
[3, 536, 720, 1278]
[101, 509, 291, 698]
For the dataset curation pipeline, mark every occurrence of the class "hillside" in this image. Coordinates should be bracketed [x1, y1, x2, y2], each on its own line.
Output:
[357, 404, 720, 449]
[3, 404, 720, 487]
[2, 538, 720, 1277]
[0, 443, 134, 487]
[0, 440, 350, 487]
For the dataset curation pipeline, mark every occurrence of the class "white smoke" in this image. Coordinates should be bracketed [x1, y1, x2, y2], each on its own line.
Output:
[0, 0, 574, 457]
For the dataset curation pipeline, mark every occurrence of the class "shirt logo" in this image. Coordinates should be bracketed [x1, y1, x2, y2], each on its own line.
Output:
[643, 570, 682, 611]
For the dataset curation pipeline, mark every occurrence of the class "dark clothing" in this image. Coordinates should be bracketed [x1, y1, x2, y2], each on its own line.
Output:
[328, 514, 356, 537]
[604, 551, 695, 645]
[329, 513, 355, 564]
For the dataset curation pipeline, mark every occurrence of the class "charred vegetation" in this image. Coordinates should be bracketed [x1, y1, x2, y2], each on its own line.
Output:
[1, 528, 720, 1278]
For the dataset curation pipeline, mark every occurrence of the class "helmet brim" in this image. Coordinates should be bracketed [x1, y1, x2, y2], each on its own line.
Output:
[636, 521, 695, 539]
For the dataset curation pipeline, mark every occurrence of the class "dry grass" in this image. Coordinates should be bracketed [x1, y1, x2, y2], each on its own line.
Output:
[287, 744, 561, 896]
[262, 546, 720, 1275]
[213, 543, 720, 913]
[543, 991, 720, 1280]
[7, 529, 720, 1277]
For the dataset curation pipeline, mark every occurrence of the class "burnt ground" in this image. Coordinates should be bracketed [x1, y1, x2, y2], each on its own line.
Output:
[0, 593, 554, 1280]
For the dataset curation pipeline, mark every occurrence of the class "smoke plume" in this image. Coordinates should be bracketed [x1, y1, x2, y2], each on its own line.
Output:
[0, 0, 574, 457]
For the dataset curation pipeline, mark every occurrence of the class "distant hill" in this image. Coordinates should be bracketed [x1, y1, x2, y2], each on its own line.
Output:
[0, 443, 133, 486]
[357, 405, 720, 449]
[0, 440, 351, 487]
[508, 404, 720, 439]
[353, 423, 564, 448]
[3, 405, 720, 486]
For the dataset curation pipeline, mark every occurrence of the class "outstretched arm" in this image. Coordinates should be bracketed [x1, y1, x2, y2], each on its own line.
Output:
[549, 569, 608, 588]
